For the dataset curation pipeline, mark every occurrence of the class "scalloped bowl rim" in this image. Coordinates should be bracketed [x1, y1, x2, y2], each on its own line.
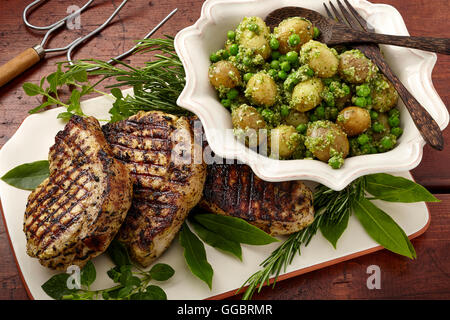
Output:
[175, 0, 449, 190]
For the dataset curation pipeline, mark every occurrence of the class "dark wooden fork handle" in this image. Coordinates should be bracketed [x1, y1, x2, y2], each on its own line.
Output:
[363, 48, 444, 150]
[347, 31, 450, 55]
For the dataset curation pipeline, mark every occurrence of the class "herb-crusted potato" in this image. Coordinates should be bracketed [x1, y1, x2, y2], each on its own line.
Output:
[232, 104, 267, 146]
[291, 78, 324, 112]
[300, 40, 339, 78]
[285, 110, 309, 127]
[236, 16, 271, 60]
[245, 72, 278, 107]
[337, 106, 371, 137]
[370, 74, 399, 112]
[274, 17, 314, 54]
[305, 120, 349, 162]
[338, 49, 378, 84]
[270, 124, 300, 158]
[208, 60, 241, 89]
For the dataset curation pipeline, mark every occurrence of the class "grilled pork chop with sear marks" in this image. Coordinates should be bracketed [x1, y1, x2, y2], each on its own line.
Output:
[200, 164, 314, 235]
[102, 111, 206, 267]
[24, 116, 133, 270]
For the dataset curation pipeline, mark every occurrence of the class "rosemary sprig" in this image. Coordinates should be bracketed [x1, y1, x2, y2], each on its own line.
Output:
[238, 178, 364, 300]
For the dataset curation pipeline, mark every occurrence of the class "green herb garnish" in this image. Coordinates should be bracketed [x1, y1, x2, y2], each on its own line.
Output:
[1, 160, 49, 190]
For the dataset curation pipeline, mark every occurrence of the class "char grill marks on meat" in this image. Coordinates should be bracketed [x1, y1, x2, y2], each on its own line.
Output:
[24, 116, 133, 270]
[102, 111, 206, 267]
[200, 163, 314, 235]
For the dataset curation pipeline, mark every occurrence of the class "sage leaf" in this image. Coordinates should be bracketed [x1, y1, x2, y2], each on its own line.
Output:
[1, 160, 49, 190]
[353, 197, 416, 259]
[107, 239, 131, 267]
[320, 209, 350, 249]
[193, 213, 278, 245]
[80, 260, 96, 287]
[149, 263, 175, 281]
[365, 174, 439, 203]
[179, 222, 213, 289]
[190, 219, 242, 260]
[41, 273, 74, 300]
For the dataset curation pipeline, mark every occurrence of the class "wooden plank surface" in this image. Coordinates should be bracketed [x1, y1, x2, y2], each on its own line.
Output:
[0, 0, 449, 300]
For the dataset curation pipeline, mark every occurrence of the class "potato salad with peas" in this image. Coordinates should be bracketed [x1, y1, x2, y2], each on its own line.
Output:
[208, 16, 402, 169]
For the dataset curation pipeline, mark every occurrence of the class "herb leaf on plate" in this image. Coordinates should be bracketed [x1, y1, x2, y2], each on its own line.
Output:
[41, 273, 75, 300]
[179, 222, 214, 289]
[1, 160, 49, 190]
[190, 218, 243, 260]
[353, 197, 416, 259]
[193, 213, 278, 245]
[80, 260, 96, 287]
[365, 173, 439, 203]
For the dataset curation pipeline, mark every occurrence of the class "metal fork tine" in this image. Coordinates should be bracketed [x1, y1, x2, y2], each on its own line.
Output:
[337, 0, 364, 31]
[343, 0, 375, 32]
[323, 3, 334, 19]
[328, 1, 346, 24]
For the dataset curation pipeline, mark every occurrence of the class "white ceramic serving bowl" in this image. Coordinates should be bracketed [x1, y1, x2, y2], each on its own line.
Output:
[175, 0, 449, 190]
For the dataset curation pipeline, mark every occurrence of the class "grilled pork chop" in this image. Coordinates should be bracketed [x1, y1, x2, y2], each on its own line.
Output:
[200, 164, 314, 235]
[102, 111, 206, 267]
[24, 116, 133, 270]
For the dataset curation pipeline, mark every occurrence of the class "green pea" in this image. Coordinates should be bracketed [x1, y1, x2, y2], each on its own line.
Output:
[381, 136, 394, 149]
[372, 122, 385, 133]
[269, 38, 280, 50]
[279, 54, 287, 62]
[261, 109, 273, 121]
[370, 146, 378, 154]
[361, 144, 372, 154]
[305, 150, 314, 158]
[229, 44, 239, 56]
[242, 56, 252, 66]
[286, 51, 298, 64]
[227, 30, 236, 41]
[391, 127, 403, 137]
[342, 83, 350, 95]
[315, 106, 325, 118]
[309, 114, 318, 122]
[221, 99, 231, 108]
[354, 97, 367, 107]
[270, 60, 280, 70]
[268, 69, 278, 79]
[324, 92, 335, 107]
[227, 88, 239, 100]
[288, 34, 301, 47]
[243, 73, 253, 82]
[388, 116, 400, 127]
[329, 157, 343, 169]
[296, 123, 307, 134]
[280, 61, 291, 72]
[329, 107, 338, 120]
[271, 51, 281, 60]
[210, 53, 220, 63]
[389, 108, 400, 118]
[305, 67, 314, 77]
[281, 105, 290, 117]
[222, 50, 230, 59]
[313, 27, 320, 39]
[356, 84, 371, 97]
[357, 134, 370, 145]
[278, 70, 287, 80]
[248, 23, 259, 32]
[370, 110, 379, 120]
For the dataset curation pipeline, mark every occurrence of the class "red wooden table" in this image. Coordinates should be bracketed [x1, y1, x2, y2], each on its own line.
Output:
[0, 0, 449, 300]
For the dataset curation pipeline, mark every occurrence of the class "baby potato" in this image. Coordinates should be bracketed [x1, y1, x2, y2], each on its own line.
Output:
[208, 60, 241, 89]
[236, 16, 271, 59]
[291, 78, 324, 112]
[371, 74, 399, 112]
[300, 40, 339, 78]
[274, 17, 314, 54]
[305, 120, 349, 162]
[270, 125, 300, 158]
[231, 104, 267, 147]
[285, 110, 309, 127]
[337, 106, 371, 137]
[245, 72, 278, 107]
[338, 49, 378, 84]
